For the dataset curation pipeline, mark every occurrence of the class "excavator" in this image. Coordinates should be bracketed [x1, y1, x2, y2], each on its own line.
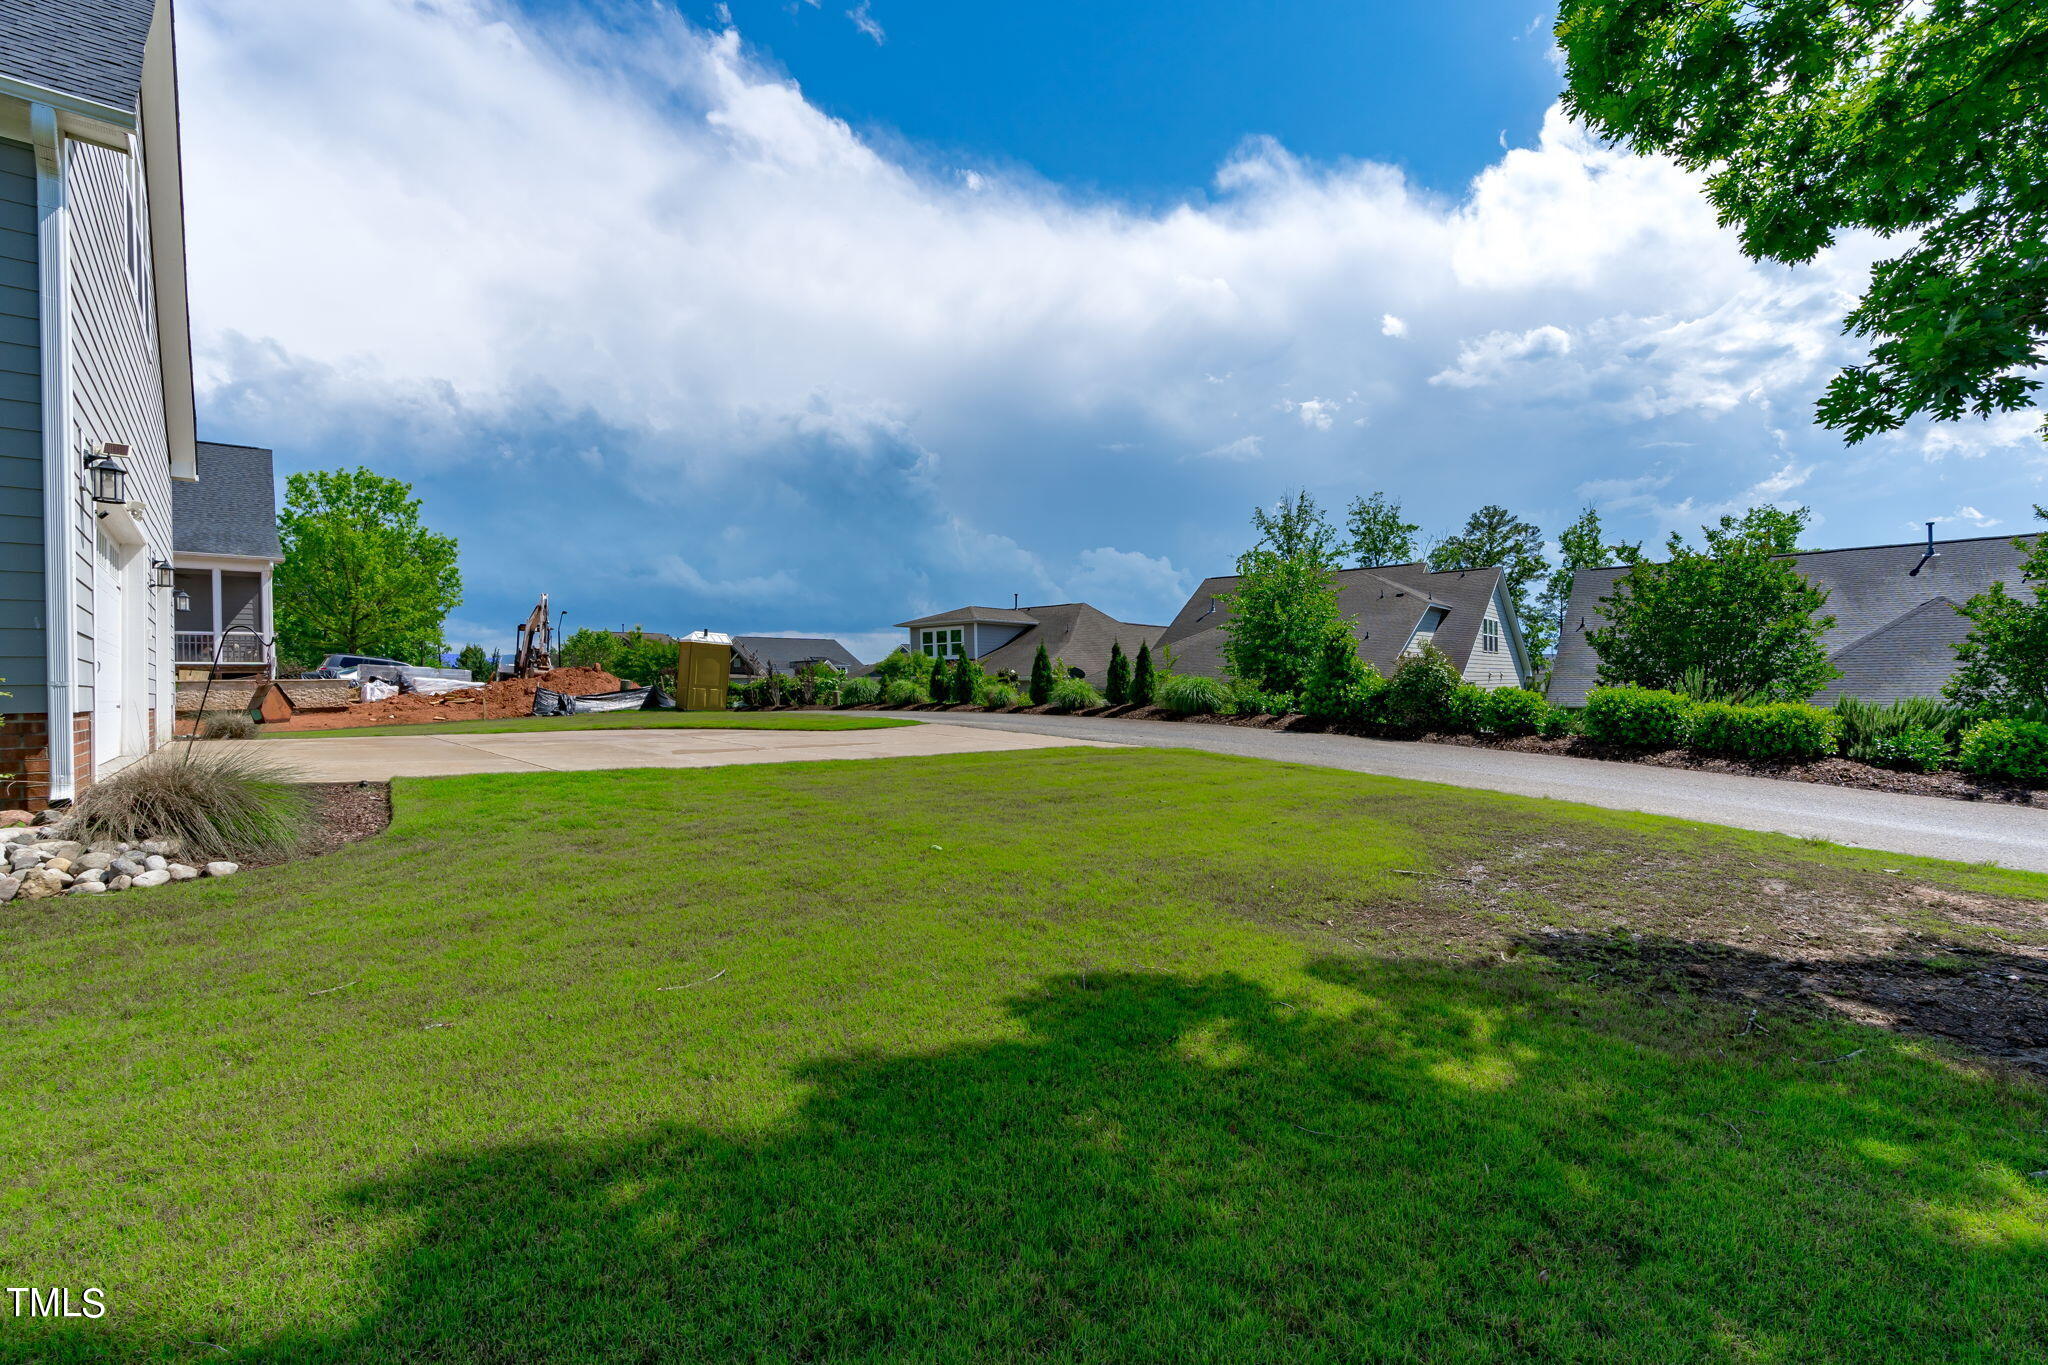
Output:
[511, 595, 555, 677]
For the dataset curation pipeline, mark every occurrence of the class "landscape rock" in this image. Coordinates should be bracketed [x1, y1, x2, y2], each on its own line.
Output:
[167, 864, 199, 881]
[0, 874, 18, 902]
[8, 846, 46, 871]
[204, 861, 240, 878]
[107, 875, 131, 892]
[129, 869, 171, 889]
[0, 809, 32, 827]
[142, 854, 168, 873]
[0, 829, 38, 845]
[109, 857, 145, 879]
[75, 852, 113, 871]
[37, 840, 85, 861]
[30, 807, 63, 826]
[16, 870, 64, 899]
[138, 838, 182, 857]
[74, 868, 103, 883]
[42, 857, 71, 874]
[68, 880, 104, 895]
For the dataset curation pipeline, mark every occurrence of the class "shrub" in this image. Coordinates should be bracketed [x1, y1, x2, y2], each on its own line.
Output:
[1538, 706, 1579, 739]
[1480, 687, 1549, 737]
[1382, 647, 1463, 731]
[1871, 727, 1950, 773]
[881, 678, 929, 708]
[1229, 684, 1294, 717]
[198, 712, 257, 740]
[1105, 642, 1131, 705]
[981, 683, 1022, 708]
[1132, 642, 1156, 705]
[1445, 684, 1489, 734]
[1029, 644, 1054, 706]
[1833, 695, 1968, 762]
[955, 659, 986, 706]
[839, 676, 880, 706]
[872, 648, 935, 692]
[1581, 686, 1693, 748]
[1156, 674, 1230, 716]
[929, 656, 955, 704]
[1957, 718, 2048, 785]
[1299, 622, 1374, 720]
[1685, 701, 1841, 763]
[67, 749, 312, 862]
[1047, 677, 1105, 712]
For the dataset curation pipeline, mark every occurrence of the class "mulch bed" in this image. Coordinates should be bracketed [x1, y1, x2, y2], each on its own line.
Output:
[842, 703, 2044, 807]
[252, 781, 393, 867]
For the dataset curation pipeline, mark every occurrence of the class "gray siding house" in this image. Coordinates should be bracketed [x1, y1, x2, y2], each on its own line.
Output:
[1156, 563, 1533, 690]
[172, 441, 281, 679]
[0, 0, 196, 804]
[1548, 530, 2042, 708]
[894, 602, 1165, 682]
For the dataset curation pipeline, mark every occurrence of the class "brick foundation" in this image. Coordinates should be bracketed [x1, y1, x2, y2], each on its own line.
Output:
[0, 711, 107, 809]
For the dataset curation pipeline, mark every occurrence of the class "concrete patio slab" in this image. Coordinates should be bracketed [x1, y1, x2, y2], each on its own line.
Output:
[194, 723, 1114, 782]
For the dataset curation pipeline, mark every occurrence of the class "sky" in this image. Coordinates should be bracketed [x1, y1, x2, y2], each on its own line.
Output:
[176, 0, 2045, 661]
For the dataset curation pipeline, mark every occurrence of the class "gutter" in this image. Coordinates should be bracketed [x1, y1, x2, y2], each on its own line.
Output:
[31, 104, 74, 801]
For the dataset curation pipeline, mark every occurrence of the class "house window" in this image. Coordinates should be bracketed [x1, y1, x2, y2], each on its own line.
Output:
[1482, 619, 1500, 653]
[919, 627, 964, 659]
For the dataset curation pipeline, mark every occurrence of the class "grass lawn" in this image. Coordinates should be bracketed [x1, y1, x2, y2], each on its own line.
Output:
[261, 711, 913, 738]
[3, 748, 2045, 1362]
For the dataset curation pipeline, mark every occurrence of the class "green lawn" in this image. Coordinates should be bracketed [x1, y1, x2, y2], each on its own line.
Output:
[4, 749, 2045, 1362]
[261, 710, 913, 738]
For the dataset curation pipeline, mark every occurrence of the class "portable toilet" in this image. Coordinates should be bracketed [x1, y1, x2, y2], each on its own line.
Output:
[675, 631, 733, 710]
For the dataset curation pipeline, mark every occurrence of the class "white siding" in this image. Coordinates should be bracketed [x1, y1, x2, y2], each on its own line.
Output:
[63, 134, 173, 757]
[1460, 590, 1524, 691]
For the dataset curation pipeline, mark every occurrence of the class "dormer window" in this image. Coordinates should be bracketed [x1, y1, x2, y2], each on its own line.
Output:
[1406, 606, 1449, 654]
[919, 627, 963, 658]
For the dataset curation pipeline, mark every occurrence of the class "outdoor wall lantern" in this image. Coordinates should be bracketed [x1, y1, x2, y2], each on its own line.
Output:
[85, 443, 132, 505]
[172, 586, 192, 613]
[151, 559, 175, 589]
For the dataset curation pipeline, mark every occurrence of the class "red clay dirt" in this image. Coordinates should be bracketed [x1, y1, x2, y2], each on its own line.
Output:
[256, 667, 628, 733]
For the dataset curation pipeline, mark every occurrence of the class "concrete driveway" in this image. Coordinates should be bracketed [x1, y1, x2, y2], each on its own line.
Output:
[869, 710, 2048, 873]
[214, 722, 1111, 782]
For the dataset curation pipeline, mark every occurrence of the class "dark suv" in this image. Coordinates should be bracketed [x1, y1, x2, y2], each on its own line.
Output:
[308, 654, 408, 678]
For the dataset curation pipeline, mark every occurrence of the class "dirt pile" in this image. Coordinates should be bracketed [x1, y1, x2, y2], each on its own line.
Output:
[262, 667, 630, 732]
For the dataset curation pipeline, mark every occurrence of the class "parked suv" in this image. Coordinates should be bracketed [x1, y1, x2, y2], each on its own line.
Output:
[307, 654, 408, 678]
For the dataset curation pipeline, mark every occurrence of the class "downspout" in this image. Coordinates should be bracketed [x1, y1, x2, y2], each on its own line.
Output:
[31, 105, 75, 801]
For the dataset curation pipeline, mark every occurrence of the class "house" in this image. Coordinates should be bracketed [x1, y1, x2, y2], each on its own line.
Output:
[0, 0, 195, 805]
[171, 441, 280, 680]
[1156, 563, 1533, 689]
[731, 635, 863, 679]
[1546, 529, 2042, 708]
[893, 602, 1165, 682]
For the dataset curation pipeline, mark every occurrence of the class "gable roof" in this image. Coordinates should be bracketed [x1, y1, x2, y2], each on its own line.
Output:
[172, 441, 282, 560]
[896, 605, 1038, 628]
[734, 635, 863, 674]
[0, 0, 156, 113]
[1156, 562, 1515, 681]
[1547, 531, 2040, 707]
[969, 602, 1165, 682]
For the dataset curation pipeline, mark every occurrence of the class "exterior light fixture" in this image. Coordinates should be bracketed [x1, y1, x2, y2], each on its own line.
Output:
[151, 559, 176, 589]
[85, 443, 132, 505]
[173, 586, 192, 613]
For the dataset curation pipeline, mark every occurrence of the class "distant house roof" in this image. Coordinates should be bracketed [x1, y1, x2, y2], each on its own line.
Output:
[607, 628, 680, 646]
[970, 603, 1165, 681]
[172, 441, 282, 560]
[1157, 562, 1520, 682]
[896, 605, 1039, 628]
[733, 635, 864, 675]
[0, 0, 155, 112]
[1547, 531, 2040, 707]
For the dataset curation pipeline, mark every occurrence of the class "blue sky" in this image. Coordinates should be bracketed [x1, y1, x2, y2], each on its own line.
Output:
[178, 0, 2043, 660]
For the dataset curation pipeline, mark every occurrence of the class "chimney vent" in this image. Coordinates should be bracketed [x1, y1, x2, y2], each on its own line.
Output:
[1909, 522, 1940, 577]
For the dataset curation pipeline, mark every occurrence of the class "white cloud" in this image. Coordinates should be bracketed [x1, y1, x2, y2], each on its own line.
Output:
[847, 1, 884, 44]
[1935, 506, 2001, 530]
[1286, 397, 1337, 430]
[1429, 324, 1572, 389]
[1379, 314, 1407, 338]
[1188, 435, 1264, 462]
[1064, 547, 1189, 624]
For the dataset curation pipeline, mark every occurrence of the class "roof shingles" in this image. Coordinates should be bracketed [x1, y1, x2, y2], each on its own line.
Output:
[0, 0, 155, 112]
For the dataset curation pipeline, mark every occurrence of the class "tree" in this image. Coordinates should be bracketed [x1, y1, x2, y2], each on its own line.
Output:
[1539, 505, 1619, 644]
[1344, 491, 1420, 567]
[1557, 2, 2048, 448]
[274, 468, 462, 666]
[1299, 618, 1378, 720]
[930, 655, 955, 705]
[1250, 490, 1341, 567]
[455, 643, 490, 680]
[1132, 641, 1156, 706]
[611, 631, 677, 688]
[1221, 496, 1354, 696]
[1104, 641, 1131, 705]
[1029, 644, 1054, 706]
[1428, 505, 1552, 657]
[1587, 509, 1838, 702]
[1946, 507, 2048, 716]
[559, 628, 623, 672]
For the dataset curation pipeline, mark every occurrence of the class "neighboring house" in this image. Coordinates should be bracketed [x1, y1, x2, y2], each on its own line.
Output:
[171, 440, 280, 679]
[893, 602, 1165, 681]
[1156, 563, 1533, 690]
[731, 634, 862, 680]
[0, 0, 196, 805]
[1547, 529, 2041, 708]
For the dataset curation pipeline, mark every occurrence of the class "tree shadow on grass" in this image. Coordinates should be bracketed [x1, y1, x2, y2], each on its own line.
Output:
[34, 965, 2048, 1363]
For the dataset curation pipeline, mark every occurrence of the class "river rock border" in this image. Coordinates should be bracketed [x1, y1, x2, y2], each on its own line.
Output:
[0, 822, 238, 900]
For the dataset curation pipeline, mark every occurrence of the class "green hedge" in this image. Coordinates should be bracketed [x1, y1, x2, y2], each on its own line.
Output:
[1957, 718, 2048, 786]
[1581, 686, 1693, 748]
[1480, 687, 1549, 737]
[1685, 700, 1840, 763]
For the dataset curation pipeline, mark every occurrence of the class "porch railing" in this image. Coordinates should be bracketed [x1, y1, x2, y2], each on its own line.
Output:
[175, 631, 270, 667]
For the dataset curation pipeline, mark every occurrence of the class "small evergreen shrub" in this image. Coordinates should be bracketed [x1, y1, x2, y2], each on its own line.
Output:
[198, 712, 257, 740]
[1105, 642, 1131, 705]
[1132, 642, 1157, 705]
[881, 678, 929, 707]
[1685, 701, 1841, 763]
[1581, 686, 1693, 748]
[1871, 727, 1950, 773]
[929, 656, 955, 704]
[1157, 674, 1230, 716]
[1047, 677, 1105, 712]
[1957, 718, 2048, 785]
[1299, 624, 1376, 720]
[955, 659, 986, 705]
[1029, 644, 1055, 706]
[839, 676, 881, 705]
[1383, 647, 1464, 731]
[1480, 687, 1549, 737]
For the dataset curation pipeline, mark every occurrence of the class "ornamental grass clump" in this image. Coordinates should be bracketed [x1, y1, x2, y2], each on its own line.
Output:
[1156, 674, 1229, 716]
[880, 679, 929, 708]
[67, 748, 312, 863]
[838, 676, 880, 706]
[198, 712, 258, 740]
[1046, 677, 1106, 712]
